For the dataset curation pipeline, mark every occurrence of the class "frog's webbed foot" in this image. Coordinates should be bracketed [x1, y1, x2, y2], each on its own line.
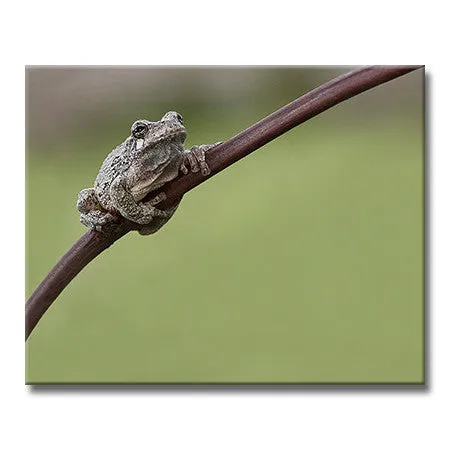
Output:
[77, 188, 117, 232]
[146, 192, 167, 206]
[180, 142, 222, 176]
[80, 210, 117, 232]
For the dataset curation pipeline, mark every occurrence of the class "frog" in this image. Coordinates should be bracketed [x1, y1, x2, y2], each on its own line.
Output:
[77, 111, 219, 235]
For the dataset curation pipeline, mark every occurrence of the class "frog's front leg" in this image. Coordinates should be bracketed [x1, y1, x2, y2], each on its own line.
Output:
[137, 196, 182, 235]
[77, 188, 116, 231]
[180, 142, 222, 176]
[109, 176, 171, 225]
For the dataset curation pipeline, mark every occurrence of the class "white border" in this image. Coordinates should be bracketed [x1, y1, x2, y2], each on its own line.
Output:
[2, 1, 449, 449]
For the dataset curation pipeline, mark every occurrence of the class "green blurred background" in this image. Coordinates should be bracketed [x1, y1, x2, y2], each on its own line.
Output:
[26, 67, 424, 384]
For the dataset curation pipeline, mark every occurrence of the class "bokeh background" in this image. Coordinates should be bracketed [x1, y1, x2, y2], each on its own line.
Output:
[26, 67, 424, 384]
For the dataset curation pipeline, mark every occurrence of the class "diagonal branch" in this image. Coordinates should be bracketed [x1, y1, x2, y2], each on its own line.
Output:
[25, 65, 423, 340]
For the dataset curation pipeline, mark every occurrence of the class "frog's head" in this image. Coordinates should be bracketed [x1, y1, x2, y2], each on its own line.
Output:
[130, 111, 187, 150]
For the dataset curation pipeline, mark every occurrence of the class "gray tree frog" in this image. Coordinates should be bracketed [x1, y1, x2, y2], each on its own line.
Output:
[77, 111, 219, 235]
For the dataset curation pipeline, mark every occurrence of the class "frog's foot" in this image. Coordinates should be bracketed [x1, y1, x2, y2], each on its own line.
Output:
[147, 192, 166, 206]
[180, 142, 222, 176]
[80, 210, 117, 232]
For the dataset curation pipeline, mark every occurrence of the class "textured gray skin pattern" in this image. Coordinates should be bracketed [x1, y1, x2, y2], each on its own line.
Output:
[77, 111, 217, 235]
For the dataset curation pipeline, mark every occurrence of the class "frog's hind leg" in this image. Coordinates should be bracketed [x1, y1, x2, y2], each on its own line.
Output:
[77, 188, 99, 214]
[77, 188, 116, 231]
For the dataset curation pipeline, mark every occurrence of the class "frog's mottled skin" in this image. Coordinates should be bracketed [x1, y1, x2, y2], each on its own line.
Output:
[77, 111, 217, 235]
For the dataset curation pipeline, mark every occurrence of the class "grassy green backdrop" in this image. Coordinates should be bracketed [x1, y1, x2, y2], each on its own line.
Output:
[26, 67, 424, 383]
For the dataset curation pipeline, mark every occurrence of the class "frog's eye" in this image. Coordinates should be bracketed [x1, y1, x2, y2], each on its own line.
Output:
[132, 122, 148, 138]
[176, 113, 183, 124]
